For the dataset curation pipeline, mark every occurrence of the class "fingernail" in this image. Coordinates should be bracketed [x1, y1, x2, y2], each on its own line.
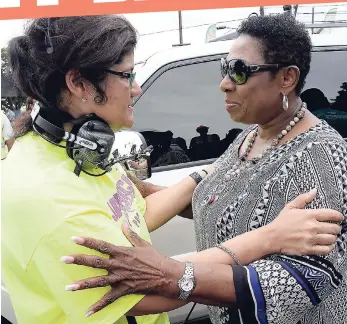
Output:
[85, 311, 94, 317]
[71, 236, 85, 244]
[60, 256, 74, 264]
[124, 222, 129, 229]
[65, 284, 80, 291]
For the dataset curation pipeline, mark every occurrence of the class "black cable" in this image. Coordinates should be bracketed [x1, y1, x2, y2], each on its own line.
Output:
[81, 168, 108, 177]
[182, 302, 197, 324]
[126, 316, 137, 324]
[45, 18, 54, 54]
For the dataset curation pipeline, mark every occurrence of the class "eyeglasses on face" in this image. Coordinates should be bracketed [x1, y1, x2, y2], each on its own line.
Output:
[104, 69, 136, 87]
[220, 58, 286, 85]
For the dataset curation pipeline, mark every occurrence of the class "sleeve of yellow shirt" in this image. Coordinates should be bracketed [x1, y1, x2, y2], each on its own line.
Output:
[27, 212, 147, 324]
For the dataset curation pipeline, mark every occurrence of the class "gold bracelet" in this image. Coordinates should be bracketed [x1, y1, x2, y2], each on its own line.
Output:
[216, 244, 241, 265]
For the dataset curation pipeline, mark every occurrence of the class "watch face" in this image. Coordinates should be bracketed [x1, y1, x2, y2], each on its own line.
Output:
[181, 278, 194, 292]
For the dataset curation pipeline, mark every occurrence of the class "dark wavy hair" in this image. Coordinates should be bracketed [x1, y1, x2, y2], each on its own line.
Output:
[237, 13, 312, 95]
[8, 15, 138, 137]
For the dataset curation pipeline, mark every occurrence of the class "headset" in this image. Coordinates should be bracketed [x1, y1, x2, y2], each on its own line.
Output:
[31, 102, 150, 177]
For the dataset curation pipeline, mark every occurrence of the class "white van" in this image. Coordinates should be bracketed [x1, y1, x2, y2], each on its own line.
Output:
[2, 26, 347, 324]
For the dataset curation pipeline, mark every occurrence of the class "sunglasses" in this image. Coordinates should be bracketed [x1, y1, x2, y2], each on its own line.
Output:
[104, 69, 136, 87]
[220, 58, 286, 85]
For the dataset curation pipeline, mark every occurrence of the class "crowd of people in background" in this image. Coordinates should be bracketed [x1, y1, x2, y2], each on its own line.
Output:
[1, 97, 35, 160]
[140, 126, 243, 167]
[1, 109, 14, 160]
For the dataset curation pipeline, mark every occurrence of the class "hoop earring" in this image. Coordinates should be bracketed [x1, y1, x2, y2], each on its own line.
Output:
[81, 98, 87, 103]
[282, 93, 289, 111]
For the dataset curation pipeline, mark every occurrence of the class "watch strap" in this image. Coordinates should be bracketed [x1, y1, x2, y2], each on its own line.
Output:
[189, 172, 203, 185]
[179, 290, 190, 300]
[178, 261, 195, 300]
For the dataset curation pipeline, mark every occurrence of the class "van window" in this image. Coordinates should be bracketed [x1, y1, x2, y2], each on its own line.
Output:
[301, 49, 347, 140]
[132, 59, 245, 168]
[133, 49, 347, 169]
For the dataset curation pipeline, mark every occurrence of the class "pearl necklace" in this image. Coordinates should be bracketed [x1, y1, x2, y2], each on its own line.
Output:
[202, 102, 306, 206]
[224, 102, 306, 180]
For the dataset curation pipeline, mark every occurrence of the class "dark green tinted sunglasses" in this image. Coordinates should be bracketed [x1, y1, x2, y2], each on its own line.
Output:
[104, 69, 136, 87]
[220, 58, 286, 85]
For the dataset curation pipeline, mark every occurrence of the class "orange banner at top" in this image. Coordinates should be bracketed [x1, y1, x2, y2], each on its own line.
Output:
[0, 0, 346, 20]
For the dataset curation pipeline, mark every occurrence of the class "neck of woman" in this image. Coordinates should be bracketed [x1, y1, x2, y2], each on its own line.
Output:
[258, 97, 303, 140]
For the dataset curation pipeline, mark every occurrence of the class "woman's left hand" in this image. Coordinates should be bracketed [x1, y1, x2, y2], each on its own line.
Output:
[61, 224, 183, 316]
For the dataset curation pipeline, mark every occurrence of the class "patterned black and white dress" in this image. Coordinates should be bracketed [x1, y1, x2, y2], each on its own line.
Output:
[192, 121, 347, 324]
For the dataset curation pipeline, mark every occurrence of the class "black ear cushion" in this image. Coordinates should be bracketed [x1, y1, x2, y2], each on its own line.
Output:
[65, 114, 102, 161]
[66, 118, 115, 170]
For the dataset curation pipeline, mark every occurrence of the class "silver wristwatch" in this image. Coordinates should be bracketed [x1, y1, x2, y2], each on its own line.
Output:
[177, 261, 196, 300]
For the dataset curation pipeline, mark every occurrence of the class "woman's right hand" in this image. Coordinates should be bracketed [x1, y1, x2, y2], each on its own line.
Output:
[267, 188, 343, 256]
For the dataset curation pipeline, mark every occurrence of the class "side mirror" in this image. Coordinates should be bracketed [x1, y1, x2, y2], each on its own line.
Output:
[112, 130, 152, 180]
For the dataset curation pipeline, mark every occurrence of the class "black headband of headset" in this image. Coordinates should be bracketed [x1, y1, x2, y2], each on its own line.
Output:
[31, 102, 100, 151]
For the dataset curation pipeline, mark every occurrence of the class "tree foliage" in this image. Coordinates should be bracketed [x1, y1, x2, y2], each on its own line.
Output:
[1, 47, 26, 116]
